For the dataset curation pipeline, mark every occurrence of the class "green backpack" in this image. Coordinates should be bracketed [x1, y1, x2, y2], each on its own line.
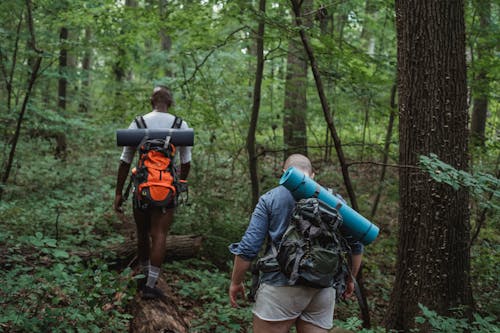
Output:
[276, 198, 348, 289]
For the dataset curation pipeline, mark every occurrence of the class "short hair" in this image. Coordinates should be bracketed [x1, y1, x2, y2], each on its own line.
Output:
[283, 154, 313, 175]
[151, 86, 174, 108]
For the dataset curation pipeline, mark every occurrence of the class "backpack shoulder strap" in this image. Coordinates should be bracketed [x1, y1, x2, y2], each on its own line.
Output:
[134, 116, 147, 129]
[172, 116, 183, 129]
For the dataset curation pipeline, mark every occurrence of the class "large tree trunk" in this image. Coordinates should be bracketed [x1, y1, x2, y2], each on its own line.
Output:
[283, 0, 312, 157]
[386, 1, 473, 331]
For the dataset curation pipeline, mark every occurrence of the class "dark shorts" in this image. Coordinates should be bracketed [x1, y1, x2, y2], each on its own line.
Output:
[133, 197, 176, 212]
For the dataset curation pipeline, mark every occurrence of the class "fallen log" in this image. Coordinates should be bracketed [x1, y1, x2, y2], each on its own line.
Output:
[114, 234, 202, 262]
[109, 215, 199, 331]
[129, 277, 190, 333]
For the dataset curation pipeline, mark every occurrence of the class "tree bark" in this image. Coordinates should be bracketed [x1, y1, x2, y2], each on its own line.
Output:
[470, 0, 491, 146]
[129, 277, 190, 333]
[370, 84, 397, 219]
[74, 234, 203, 264]
[283, 0, 312, 157]
[247, 0, 266, 208]
[159, 0, 173, 77]
[386, 1, 473, 331]
[58, 27, 68, 111]
[78, 28, 92, 113]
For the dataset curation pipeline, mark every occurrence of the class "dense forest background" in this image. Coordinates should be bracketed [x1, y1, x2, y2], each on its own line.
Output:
[0, 0, 498, 332]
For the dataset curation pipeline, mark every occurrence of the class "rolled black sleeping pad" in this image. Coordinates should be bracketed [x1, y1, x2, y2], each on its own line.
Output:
[116, 128, 194, 146]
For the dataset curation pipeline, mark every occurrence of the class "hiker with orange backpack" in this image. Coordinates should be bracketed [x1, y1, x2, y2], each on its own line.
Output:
[114, 86, 192, 299]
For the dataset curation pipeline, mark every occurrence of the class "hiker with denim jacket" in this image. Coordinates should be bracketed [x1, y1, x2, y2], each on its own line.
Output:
[229, 154, 363, 333]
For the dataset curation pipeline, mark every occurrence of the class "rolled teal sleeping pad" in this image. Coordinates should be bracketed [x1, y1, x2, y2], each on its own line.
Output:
[116, 128, 194, 147]
[279, 166, 379, 245]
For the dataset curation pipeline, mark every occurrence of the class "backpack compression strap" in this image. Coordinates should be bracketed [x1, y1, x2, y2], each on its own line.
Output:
[135, 115, 182, 129]
[172, 116, 183, 129]
[134, 116, 147, 129]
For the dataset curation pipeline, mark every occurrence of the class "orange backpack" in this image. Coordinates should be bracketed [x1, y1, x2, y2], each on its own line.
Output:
[132, 116, 182, 210]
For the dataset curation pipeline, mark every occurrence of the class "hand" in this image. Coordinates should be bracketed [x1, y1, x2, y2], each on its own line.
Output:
[114, 193, 124, 213]
[177, 180, 188, 193]
[229, 282, 246, 308]
[342, 280, 355, 300]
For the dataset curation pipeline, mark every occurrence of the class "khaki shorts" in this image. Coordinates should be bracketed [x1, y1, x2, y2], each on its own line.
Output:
[252, 283, 336, 329]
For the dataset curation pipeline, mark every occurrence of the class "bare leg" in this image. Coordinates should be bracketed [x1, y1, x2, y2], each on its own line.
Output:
[253, 315, 295, 333]
[149, 208, 174, 266]
[133, 206, 151, 264]
[296, 319, 329, 333]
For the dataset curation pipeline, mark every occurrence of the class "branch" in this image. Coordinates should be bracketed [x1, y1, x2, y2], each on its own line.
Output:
[346, 161, 420, 170]
[25, 0, 42, 54]
[470, 158, 500, 246]
[180, 26, 248, 88]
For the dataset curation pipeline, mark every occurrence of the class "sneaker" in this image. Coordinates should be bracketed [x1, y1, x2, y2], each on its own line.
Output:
[141, 285, 165, 300]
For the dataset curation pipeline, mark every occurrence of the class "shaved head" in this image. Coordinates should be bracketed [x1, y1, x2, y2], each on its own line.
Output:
[283, 154, 313, 176]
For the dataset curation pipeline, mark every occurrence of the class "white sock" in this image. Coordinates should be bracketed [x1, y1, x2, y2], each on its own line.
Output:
[146, 265, 161, 288]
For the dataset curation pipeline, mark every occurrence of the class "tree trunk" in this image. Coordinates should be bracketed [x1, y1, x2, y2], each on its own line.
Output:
[55, 26, 68, 159]
[386, 1, 473, 331]
[290, 1, 370, 327]
[289, 0, 359, 212]
[58, 27, 68, 111]
[129, 277, 189, 333]
[78, 28, 92, 113]
[283, 0, 312, 157]
[1, 0, 42, 199]
[247, 0, 266, 208]
[359, 0, 377, 56]
[159, 0, 172, 77]
[470, 0, 491, 146]
[370, 84, 397, 219]
[74, 234, 202, 265]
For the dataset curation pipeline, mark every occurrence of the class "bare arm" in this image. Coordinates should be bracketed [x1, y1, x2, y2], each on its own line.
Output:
[343, 253, 363, 299]
[350, 253, 362, 279]
[114, 160, 131, 213]
[229, 255, 252, 307]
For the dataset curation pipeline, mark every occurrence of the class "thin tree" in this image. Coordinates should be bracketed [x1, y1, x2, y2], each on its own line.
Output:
[247, 0, 266, 208]
[370, 84, 397, 218]
[289, 0, 359, 211]
[78, 28, 92, 113]
[470, 0, 492, 146]
[386, 0, 473, 330]
[159, 0, 172, 77]
[290, 0, 370, 327]
[1, 0, 43, 199]
[58, 27, 68, 111]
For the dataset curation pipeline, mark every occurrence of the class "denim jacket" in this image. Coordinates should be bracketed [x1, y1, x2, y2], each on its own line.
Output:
[229, 185, 364, 286]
